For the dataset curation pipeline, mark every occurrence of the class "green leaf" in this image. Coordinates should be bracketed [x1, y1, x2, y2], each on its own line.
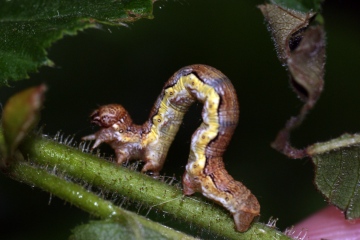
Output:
[307, 134, 360, 219]
[1, 84, 46, 161]
[269, 0, 324, 12]
[70, 220, 172, 240]
[0, 0, 153, 86]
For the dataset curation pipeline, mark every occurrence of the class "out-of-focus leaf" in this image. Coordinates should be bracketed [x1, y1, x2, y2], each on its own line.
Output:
[69, 220, 173, 240]
[259, 4, 326, 158]
[0, 128, 6, 167]
[1, 84, 46, 160]
[0, 0, 153, 86]
[307, 134, 360, 219]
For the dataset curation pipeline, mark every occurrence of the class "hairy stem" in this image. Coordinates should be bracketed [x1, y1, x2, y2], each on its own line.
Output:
[8, 160, 194, 239]
[1, 129, 290, 239]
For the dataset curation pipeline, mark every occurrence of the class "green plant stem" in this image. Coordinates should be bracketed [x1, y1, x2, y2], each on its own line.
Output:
[8, 160, 195, 239]
[307, 133, 360, 155]
[0, 129, 291, 239]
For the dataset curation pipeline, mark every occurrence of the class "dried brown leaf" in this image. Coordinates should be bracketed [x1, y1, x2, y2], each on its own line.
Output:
[259, 4, 326, 158]
[258, 4, 315, 62]
[288, 25, 325, 105]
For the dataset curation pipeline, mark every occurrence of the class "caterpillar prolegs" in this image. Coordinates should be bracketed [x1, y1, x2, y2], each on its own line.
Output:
[82, 64, 260, 232]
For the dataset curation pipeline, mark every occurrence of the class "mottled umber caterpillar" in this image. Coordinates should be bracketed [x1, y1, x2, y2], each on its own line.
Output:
[82, 64, 260, 232]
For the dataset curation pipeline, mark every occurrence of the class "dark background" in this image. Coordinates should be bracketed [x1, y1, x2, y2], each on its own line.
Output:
[1, 0, 360, 239]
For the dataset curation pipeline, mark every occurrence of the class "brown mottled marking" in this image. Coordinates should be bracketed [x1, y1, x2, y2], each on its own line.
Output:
[83, 64, 260, 232]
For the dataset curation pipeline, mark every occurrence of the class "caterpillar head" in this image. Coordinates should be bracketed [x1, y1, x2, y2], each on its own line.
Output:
[90, 104, 132, 128]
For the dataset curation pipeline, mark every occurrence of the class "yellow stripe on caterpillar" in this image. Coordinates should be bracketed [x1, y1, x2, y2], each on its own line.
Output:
[82, 64, 260, 232]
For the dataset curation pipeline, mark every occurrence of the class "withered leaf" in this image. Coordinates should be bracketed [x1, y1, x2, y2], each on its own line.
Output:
[258, 4, 316, 63]
[259, 4, 326, 158]
[288, 25, 325, 105]
[260, 3, 360, 221]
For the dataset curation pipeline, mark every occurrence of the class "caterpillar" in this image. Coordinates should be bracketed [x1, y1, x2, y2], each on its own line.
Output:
[82, 64, 260, 232]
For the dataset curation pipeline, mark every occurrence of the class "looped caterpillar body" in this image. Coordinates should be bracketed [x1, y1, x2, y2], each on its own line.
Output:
[83, 64, 260, 232]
